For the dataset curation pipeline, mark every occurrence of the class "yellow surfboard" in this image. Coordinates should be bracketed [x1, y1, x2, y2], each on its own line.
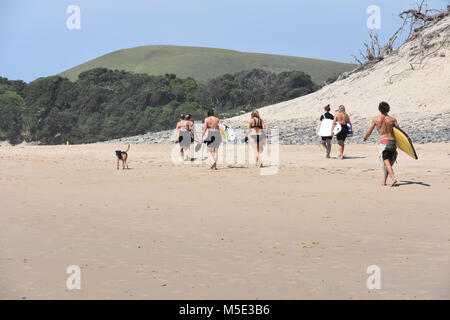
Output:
[219, 125, 227, 140]
[393, 127, 418, 159]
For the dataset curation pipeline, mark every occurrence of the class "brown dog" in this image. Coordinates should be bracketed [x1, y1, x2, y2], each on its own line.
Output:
[115, 144, 130, 169]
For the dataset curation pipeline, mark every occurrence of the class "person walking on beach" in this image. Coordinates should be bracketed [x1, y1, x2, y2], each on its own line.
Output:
[245, 109, 266, 167]
[363, 101, 399, 187]
[201, 109, 221, 170]
[175, 114, 191, 161]
[184, 113, 194, 161]
[330, 105, 352, 159]
[317, 104, 333, 158]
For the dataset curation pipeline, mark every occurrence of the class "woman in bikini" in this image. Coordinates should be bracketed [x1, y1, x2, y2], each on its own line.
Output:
[175, 114, 191, 161]
[245, 110, 266, 167]
[330, 105, 352, 160]
[184, 114, 194, 161]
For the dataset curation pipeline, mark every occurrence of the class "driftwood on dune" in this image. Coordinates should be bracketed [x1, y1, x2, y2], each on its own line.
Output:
[338, 2, 449, 81]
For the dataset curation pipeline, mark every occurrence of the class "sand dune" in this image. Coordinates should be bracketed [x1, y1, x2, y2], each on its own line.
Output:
[1, 143, 449, 299]
[226, 16, 450, 126]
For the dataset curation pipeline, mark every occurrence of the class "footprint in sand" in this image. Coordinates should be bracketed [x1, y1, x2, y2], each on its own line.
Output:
[299, 241, 320, 249]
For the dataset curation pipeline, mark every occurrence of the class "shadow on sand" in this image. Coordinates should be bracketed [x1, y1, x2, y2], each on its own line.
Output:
[394, 180, 431, 187]
[213, 165, 248, 171]
[343, 156, 366, 160]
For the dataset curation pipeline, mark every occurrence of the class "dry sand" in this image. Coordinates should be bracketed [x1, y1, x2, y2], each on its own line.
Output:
[1, 143, 449, 299]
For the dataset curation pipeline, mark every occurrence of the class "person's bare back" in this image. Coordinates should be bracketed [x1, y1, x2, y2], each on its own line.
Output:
[201, 110, 221, 170]
[205, 116, 220, 130]
[363, 102, 399, 187]
[373, 114, 398, 140]
[335, 112, 349, 125]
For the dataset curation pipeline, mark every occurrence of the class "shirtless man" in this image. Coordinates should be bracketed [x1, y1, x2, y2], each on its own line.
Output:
[363, 101, 399, 187]
[201, 109, 221, 170]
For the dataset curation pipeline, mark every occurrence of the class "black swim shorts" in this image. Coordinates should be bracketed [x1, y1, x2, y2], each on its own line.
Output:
[336, 124, 348, 141]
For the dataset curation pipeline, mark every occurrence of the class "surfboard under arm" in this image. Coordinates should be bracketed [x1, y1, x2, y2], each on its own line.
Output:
[393, 126, 418, 160]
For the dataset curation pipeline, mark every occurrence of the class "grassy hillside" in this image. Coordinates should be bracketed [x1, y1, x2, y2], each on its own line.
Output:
[58, 45, 355, 84]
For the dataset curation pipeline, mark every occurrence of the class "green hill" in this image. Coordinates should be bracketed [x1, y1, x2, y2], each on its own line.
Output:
[58, 45, 355, 84]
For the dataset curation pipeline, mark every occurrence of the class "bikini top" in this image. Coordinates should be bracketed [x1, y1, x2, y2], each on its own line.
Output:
[251, 117, 263, 129]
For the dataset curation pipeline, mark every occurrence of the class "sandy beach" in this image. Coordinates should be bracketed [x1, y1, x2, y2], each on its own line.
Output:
[1, 142, 449, 299]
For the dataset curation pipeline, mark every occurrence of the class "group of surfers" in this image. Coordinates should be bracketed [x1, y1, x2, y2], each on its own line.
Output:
[174, 101, 399, 186]
[175, 109, 266, 170]
[317, 101, 399, 186]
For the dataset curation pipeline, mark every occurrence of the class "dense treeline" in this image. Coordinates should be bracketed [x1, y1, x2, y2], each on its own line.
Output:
[0, 68, 318, 144]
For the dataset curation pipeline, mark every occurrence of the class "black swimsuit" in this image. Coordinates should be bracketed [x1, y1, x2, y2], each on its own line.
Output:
[336, 123, 348, 141]
[250, 118, 265, 144]
[382, 140, 397, 160]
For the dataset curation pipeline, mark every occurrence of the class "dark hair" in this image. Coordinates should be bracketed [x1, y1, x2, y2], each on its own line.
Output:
[180, 113, 185, 120]
[185, 114, 191, 120]
[207, 109, 214, 117]
[324, 104, 331, 112]
[378, 101, 390, 114]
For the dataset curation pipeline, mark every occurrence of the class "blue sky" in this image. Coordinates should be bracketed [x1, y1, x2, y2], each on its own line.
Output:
[1, 0, 447, 82]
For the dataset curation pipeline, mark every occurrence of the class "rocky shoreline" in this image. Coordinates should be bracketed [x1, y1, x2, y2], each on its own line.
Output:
[100, 112, 449, 146]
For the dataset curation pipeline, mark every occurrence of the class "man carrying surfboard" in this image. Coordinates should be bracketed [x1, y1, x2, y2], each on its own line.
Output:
[201, 109, 222, 170]
[363, 101, 399, 187]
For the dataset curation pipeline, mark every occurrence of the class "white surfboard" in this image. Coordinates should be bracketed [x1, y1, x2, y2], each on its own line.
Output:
[317, 119, 341, 137]
[219, 124, 236, 142]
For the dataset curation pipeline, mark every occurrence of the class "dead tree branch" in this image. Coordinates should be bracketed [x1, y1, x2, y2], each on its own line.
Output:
[344, 1, 449, 79]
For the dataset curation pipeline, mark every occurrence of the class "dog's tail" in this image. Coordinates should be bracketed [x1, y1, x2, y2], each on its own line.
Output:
[125, 144, 130, 153]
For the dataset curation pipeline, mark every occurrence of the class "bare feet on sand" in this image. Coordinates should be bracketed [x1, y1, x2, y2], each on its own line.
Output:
[390, 179, 398, 187]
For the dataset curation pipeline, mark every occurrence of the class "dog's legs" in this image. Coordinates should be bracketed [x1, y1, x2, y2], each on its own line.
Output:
[117, 158, 119, 170]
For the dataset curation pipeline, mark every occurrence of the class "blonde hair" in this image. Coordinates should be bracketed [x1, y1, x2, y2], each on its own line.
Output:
[338, 105, 347, 115]
[251, 109, 260, 119]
